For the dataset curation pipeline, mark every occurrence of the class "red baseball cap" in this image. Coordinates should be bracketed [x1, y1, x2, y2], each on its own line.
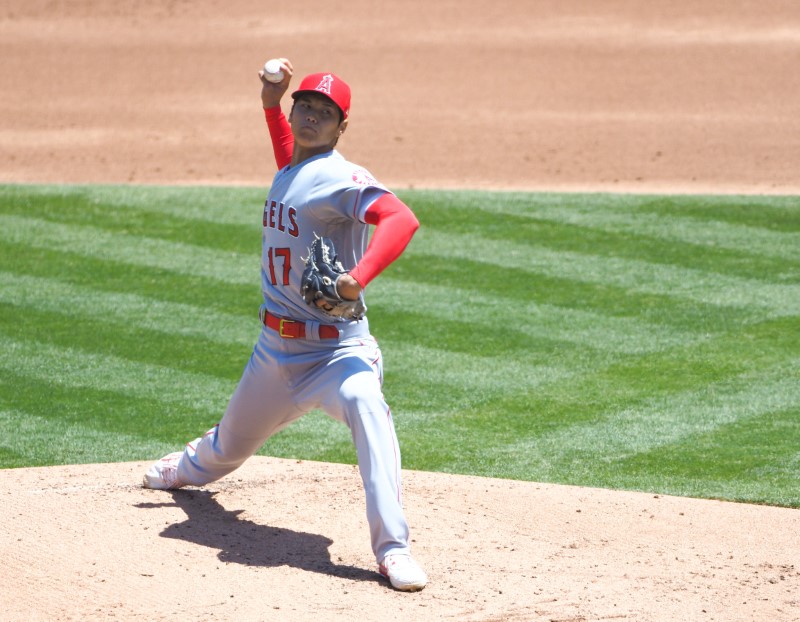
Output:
[292, 72, 351, 119]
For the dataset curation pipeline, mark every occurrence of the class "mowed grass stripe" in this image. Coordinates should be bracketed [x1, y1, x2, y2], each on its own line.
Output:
[450, 315, 800, 430]
[0, 185, 260, 254]
[529, 204, 800, 262]
[370, 279, 699, 354]
[0, 409, 177, 468]
[422, 192, 800, 261]
[610, 408, 800, 505]
[0, 271, 259, 347]
[0, 335, 235, 415]
[0, 214, 258, 285]
[500, 358, 800, 481]
[405, 194, 799, 283]
[410, 229, 800, 317]
[401, 190, 800, 232]
[633, 194, 800, 230]
[391, 254, 759, 332]
[379, 341, 579, 411]
[0, 302, 248, 380]
[0, 241, 259, 316]
[0, 183, 265, 227]
[392, 360, 800, 485]
[0, 369, 217, 465]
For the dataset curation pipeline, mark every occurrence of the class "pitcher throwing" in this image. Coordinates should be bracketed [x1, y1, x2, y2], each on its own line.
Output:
[142, 57, 427, 592]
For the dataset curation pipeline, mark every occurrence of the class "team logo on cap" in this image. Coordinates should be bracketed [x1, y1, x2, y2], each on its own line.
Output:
[315, 74, 334, 95]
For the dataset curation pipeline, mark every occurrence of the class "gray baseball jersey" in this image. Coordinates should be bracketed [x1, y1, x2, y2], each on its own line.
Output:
[261, 150, 388, 321]
[173, 149, 415, 564]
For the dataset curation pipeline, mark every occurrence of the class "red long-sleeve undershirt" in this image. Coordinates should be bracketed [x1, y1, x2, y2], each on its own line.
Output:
[349, 193, 419, 287]
[264, 106, 293, 169]
[263, 106, 419, 287]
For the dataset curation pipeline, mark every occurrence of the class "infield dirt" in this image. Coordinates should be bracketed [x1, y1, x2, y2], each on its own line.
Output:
[1, 1, 799, 621]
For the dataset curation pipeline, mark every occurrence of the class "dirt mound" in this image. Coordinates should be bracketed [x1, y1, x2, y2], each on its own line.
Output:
[3, 458, 799, 621]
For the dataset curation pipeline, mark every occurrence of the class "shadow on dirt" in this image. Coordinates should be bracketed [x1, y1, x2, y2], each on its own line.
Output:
[136, 489, 380, 585]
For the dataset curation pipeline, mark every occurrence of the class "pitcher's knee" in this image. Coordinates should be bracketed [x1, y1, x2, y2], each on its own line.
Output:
[339, 371, 382, 407]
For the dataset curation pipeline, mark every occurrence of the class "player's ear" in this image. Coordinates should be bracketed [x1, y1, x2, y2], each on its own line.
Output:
[338, 118, 348, 136]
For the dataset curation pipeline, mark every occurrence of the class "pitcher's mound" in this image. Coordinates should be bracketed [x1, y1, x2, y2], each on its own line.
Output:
[2, 457, 798, 621]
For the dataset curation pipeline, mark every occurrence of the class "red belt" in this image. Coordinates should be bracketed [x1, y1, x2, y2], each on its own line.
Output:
[262, 311, 340, 340]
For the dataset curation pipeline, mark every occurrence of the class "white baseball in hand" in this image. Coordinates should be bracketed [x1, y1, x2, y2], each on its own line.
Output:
[263, 59, 285, 83]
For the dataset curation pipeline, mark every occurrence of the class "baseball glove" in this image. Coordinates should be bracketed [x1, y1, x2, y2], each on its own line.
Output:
[301, 236, 367, 320]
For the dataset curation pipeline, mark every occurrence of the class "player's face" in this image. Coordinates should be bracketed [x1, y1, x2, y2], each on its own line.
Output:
[290, 94, 347, 151]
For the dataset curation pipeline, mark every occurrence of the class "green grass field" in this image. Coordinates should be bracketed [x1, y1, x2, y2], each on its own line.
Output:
[1, 183, 798, 507]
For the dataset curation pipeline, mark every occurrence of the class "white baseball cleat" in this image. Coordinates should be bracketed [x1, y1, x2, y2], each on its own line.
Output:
[379, 554, 428, 591]
[142, 451, 185, 490]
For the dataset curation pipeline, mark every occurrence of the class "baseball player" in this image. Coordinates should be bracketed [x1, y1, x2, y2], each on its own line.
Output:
[142, 57, 428, 592]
